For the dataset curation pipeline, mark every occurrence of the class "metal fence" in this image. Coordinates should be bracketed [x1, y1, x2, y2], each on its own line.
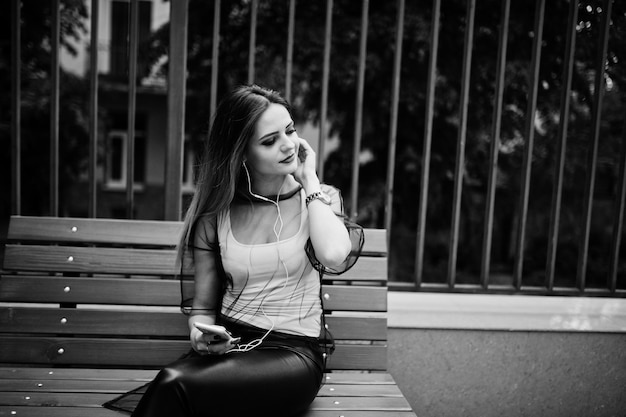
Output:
[8, 0, 626, 296]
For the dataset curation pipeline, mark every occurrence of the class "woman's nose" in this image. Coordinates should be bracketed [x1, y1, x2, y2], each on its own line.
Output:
[281, 136, 296, 151]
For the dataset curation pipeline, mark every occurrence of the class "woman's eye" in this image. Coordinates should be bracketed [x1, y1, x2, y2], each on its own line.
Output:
[287, 128, 297, 135]
[262, 136, 277, 146]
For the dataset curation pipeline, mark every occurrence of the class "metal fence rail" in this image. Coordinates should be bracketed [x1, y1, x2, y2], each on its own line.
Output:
[9, 0, 626, 297]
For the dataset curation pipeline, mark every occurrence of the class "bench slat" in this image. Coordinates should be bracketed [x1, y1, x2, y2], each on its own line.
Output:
[327, 343, 387, 371]
[0, 275, 178, 306]
[0, 406, 418, 417]
[0, 379, 402, 397]
[316, 383, 404, 397]
[0, 337, 386, 370]
[0, 367, 397, 384]
[0, 391, 122, 407]
[0, 396, 412, 415]
[0, 379, 143, 393]
[305, 412, 417, 417]
[7, 216, 387, 255]
[0, 394, 412, 410]
[310, 396, 413, 411]
[322, 373, 396, 384]
[0, 407, 416, 417]
[0, 406, 116, 417]
[3, 245, 387, 282]
[7, 216, 182, 247]
[1, 307, 387, 340]
[0, 307, 187, 337]
[3, 245, 181, 276]
[0, 277, 388, 312]
[0, 367, 157, 382]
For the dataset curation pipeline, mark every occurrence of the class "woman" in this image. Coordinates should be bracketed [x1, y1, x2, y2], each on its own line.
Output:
[129, 85, 357, 417]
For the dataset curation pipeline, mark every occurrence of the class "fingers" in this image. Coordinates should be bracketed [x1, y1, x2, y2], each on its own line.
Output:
[196, 340, 221, 355]
[191, 329, 216, 355]
[195, 337, 239, 356]
[202, 340, 220, 355]
[297, 137, 314, 153]
[296, 136, 307, 147]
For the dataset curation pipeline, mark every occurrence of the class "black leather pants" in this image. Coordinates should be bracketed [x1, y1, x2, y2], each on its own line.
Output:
[131, 320, 324, 417]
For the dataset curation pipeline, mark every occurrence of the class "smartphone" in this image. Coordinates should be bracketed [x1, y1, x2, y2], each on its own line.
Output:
[298, 145, 307, 163]
[193, 322, 235, 342]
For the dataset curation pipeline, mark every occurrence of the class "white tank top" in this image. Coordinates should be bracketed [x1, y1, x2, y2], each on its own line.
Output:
[217, 189, 322, 337]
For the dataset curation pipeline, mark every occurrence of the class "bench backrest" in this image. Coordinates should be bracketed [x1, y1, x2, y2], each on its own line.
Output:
[0, 216, 388, 371]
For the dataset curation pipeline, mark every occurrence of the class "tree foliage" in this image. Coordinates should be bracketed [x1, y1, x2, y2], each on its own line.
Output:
[1, 0, 89, 219]
[145, 0, 625, 286]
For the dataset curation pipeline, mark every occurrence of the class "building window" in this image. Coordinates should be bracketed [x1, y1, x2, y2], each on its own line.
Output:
[106, 130, 146, 189]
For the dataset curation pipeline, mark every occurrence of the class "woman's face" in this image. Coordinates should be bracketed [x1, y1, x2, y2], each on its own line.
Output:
[245, 103, 299, 178]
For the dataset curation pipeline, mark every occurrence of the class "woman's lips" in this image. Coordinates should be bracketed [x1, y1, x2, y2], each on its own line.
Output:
[281, 154, 295, 163]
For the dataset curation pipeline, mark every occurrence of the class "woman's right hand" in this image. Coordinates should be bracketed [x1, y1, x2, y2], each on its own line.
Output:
[190, 326, 238, 356]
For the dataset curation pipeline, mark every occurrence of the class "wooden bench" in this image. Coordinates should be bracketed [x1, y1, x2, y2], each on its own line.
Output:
[0, 215, 416, 416]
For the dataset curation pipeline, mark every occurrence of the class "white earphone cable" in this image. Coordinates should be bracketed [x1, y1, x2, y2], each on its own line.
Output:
[228, 163, 292, 353]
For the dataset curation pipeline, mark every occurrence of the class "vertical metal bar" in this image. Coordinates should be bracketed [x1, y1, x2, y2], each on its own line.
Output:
[210, 0, 221, 128]
[350, 0, 369, 220]
[318, 0, 333, 182]
[247, 0, 258, 85]
[514, 0, 545, 289]
[88, 0, 99, 218]
[11, 0, 21, 215]
[609, 115, 626, 292]
[384, 0, 404, 239]
[126, 0, 139, 219]
[447, 0, 476, 286]
[285, 0, 296, 102]
[480, 0, 511, 288]
[415, 0, 441, 287]
[50, 0, 60, 217]
[576, 0, 612, 290]
[546, 0, 579, 289]
[164, 0, 189, 221]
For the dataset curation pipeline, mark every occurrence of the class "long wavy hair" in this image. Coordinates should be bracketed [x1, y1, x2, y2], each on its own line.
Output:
[177, 85, 290, 265]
